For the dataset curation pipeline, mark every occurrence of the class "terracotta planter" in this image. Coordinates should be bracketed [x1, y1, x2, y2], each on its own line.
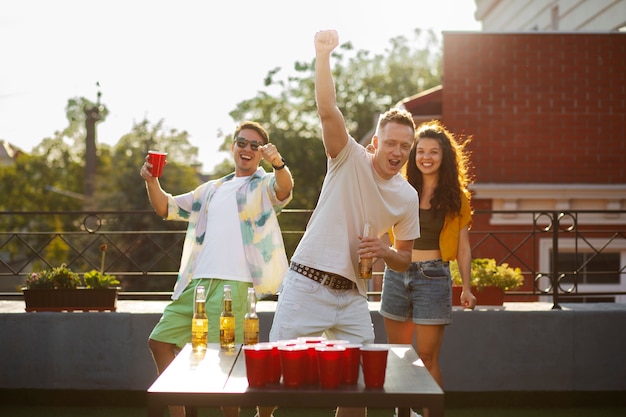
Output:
[23, 288, 118, 312]
[452, 285, 504, 306]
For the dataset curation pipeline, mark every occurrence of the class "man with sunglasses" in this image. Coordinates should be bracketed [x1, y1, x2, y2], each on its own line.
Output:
[269, 30, 419, 417]
[141, 120, 293, 417]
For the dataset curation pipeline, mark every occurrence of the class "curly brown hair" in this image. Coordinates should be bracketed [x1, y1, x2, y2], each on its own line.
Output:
[406, 120, 473, 219]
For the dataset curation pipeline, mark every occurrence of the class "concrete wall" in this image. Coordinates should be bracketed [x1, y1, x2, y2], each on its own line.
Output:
[1, 303, 625, 393]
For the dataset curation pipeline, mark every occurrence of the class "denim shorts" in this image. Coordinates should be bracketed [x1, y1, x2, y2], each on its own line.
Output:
[380, 259, 452, 325]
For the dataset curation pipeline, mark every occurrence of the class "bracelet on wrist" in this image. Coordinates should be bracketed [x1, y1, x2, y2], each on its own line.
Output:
[272, 157, 286, 170]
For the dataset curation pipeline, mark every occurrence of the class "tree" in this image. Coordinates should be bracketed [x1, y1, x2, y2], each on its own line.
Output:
[221, 29, 442, 207]
[91, 119, 201, 291]
[0, 28, 443, 279]
[0, 109, 200, 287]
[218, 29, 443, 255]
[97, 118, 200, 211]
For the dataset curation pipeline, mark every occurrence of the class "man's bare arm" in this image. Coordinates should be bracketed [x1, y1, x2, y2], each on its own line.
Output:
[314, 30, 349, 158]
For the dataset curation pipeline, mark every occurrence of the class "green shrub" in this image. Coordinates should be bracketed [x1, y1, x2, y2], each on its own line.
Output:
[83, 270, 120, 289]
[450, 258, 524, 291]
[25, 264, 81, 289]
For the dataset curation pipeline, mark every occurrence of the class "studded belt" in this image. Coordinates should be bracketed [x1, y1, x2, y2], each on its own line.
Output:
[290, 262, 357, 290]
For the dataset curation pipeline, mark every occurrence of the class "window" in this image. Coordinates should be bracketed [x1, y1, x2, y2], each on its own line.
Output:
[539, 238, 626, 303]
[554, 251, 620, 285]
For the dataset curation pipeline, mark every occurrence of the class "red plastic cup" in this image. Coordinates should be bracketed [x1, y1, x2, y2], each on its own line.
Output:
[148, 151, 167, 177]
[360, 344, 389, 389]
[267, 342, 282, 384]
[304, 343, 325, 385]
[243, 344, 273, 387]
[258, 342, 281, 384]
[316, 345, 345, 389]
[278, 345, 309, 388]
[341, 343, 362, 385]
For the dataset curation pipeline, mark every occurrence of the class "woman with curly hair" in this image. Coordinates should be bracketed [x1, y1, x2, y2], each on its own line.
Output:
[380, 120, 477, 391]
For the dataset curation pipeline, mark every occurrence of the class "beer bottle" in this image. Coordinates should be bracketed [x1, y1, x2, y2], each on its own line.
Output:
[358, 223, 373, 279]
[243, 287, 259, 345]
[220, 284, 235, 351]
[191, 285, 208, 352]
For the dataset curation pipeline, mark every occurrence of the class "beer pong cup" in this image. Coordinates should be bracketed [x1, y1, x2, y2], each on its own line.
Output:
[341, 343, 362, 385]
[243, 344, 273, 387]
[316, 345, 345, 389]
[278, 344, 309, 388]
[305, 343, 324, 385]
[148, 151, 167, 177]
[257, 342, 281, 384]
[360, 344, 389, 389]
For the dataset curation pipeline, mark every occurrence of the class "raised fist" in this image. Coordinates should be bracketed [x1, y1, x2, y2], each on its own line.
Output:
[314, 30, 339, 54]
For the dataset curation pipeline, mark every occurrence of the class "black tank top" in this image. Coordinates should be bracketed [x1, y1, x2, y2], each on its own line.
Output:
[413, 208, 444, 250]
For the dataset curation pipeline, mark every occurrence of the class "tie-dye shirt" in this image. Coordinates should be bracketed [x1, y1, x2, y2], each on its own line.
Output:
[165, 167, 292, 300]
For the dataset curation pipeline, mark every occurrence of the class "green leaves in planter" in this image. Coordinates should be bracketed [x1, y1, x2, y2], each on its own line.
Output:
[25, 264, 81, 289]
[83, 270, 120, 289]
[450, 258, 524, 291]
[25, 260, 119, 290]
[83, 243, 120, 289]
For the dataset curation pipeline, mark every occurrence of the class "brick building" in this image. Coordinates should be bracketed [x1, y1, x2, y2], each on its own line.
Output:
[400, 32, 626, 301]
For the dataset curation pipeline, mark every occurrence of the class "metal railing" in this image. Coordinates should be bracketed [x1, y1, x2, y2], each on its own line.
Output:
[1, 209, 625, 308]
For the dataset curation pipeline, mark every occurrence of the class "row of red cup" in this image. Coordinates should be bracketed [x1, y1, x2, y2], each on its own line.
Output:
[243, 337, 389, 389]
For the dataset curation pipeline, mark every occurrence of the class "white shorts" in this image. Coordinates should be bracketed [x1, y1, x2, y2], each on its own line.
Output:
[269, 268, 375, 344]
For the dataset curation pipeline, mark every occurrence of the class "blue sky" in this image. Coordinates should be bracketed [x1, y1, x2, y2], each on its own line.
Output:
[0, 0, 480, 172]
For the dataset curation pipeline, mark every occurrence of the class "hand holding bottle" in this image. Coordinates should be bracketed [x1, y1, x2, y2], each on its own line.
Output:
[358, 223, 374, 279]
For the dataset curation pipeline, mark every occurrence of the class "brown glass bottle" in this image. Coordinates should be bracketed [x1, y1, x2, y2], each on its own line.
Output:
[358, 223, 373, 279]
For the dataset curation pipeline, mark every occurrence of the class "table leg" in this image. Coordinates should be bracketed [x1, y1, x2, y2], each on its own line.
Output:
[424, 403, 445, 417]
[397, 407, 410, 417]
[146, 402, 163, 417]
[186, 405, 198, 417]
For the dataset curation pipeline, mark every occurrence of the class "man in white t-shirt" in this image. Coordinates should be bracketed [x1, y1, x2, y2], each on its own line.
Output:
[141, 120, 293, 417]
[269, 30, 420, 417]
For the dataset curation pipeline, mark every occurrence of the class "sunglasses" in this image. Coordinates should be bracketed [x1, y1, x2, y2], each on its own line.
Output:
[234, 137, 263, 151]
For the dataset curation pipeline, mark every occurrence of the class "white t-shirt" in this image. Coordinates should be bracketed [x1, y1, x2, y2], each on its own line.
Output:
[291, 137, 420, 296]
[193, 176, 252, 282]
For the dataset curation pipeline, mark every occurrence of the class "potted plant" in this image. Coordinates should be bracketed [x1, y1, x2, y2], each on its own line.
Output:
[450, 258, 524, 306]
[83, 244, 121, 289]
[22, 245, 120, 312]
[24, 263, 81, 290]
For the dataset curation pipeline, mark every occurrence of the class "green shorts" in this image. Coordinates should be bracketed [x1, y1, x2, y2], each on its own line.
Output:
[149, 278, 252, 348]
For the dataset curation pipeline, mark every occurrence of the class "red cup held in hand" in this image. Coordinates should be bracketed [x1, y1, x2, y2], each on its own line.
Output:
[148, 151, 167, 177]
